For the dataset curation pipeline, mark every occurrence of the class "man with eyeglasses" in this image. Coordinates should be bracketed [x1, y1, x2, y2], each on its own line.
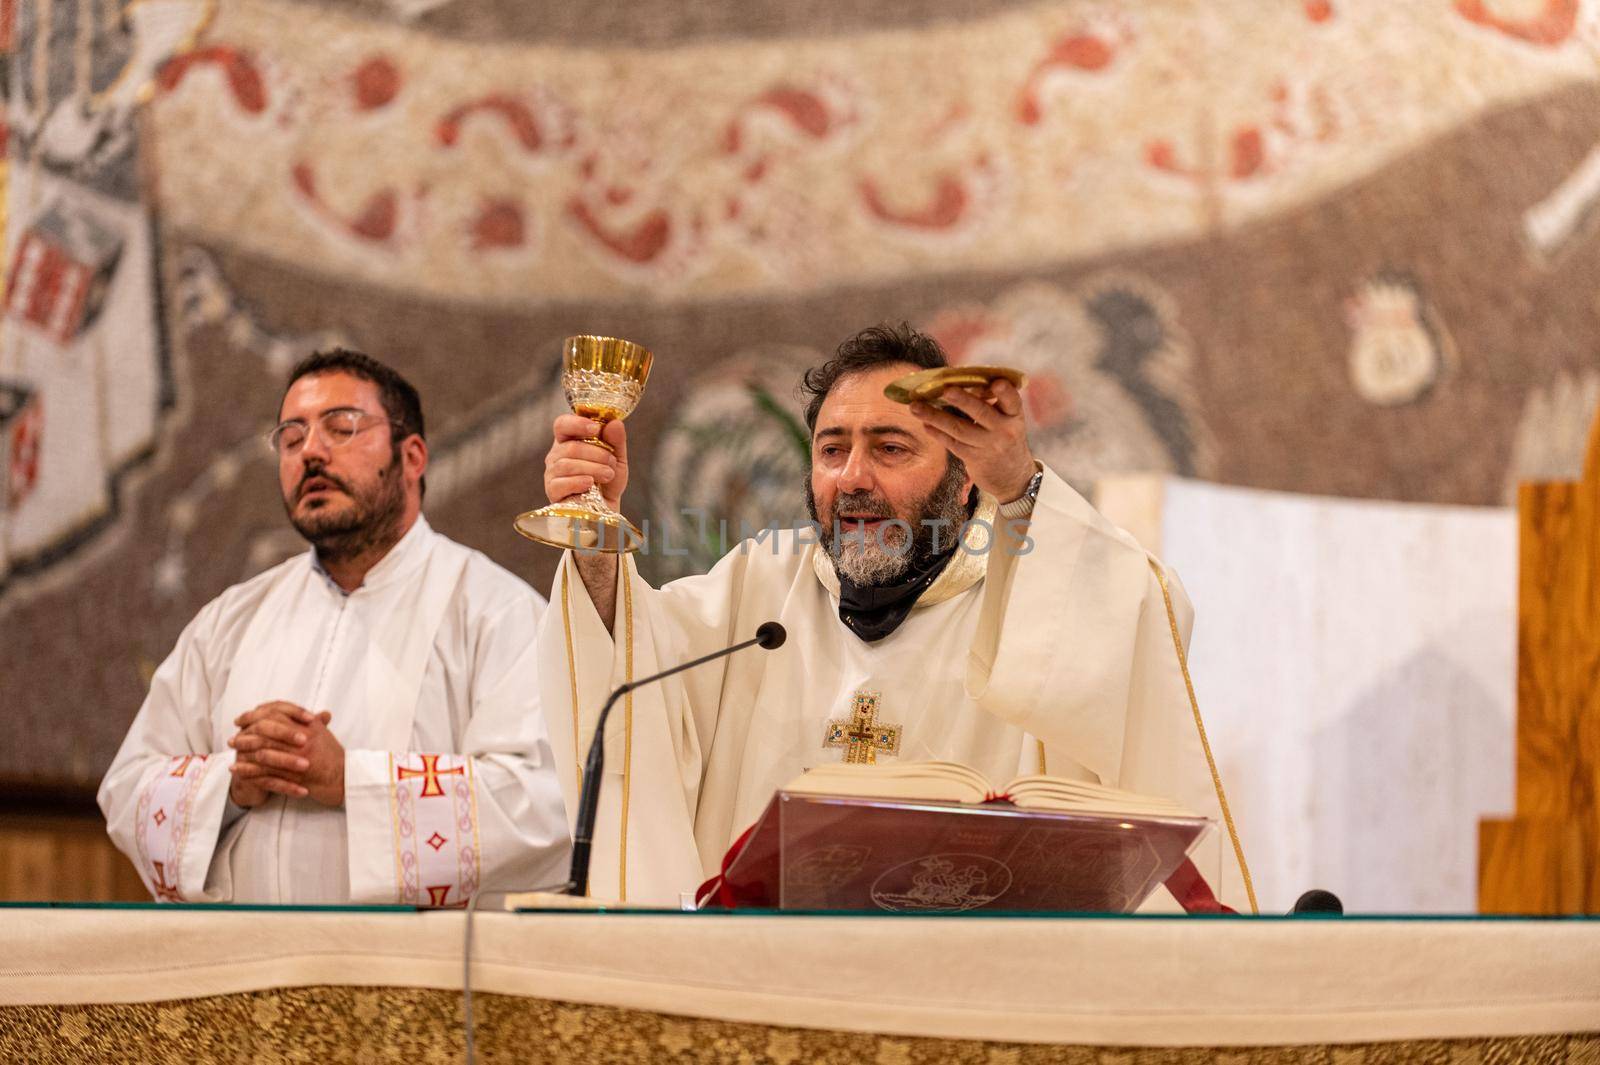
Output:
[98, 349, 570, 906]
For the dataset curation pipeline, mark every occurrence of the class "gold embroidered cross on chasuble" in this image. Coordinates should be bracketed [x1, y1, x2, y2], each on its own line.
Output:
[823, 690, 902, 764]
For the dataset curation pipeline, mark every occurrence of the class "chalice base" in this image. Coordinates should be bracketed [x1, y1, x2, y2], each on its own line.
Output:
[514, 489, 643, 554]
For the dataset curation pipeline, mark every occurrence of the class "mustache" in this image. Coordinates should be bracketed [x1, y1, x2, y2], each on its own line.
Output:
[297, 465, 352, 501]
[829, 492, 894, 521]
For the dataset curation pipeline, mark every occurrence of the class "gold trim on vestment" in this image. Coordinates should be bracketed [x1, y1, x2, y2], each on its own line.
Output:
[560, 567, 583, 791]
[809, 493, 998, 607]
[619, 554, 635, 903]
[465, 757, 483, 897]
[386, 752, 404, 902]
[1148, 558, 1259, 915]
[1037, 740, 1048, 775]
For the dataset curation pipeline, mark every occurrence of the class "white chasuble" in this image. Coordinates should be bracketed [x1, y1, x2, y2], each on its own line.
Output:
[537, 467, 1252, 911]
[99, 517, 571, 906]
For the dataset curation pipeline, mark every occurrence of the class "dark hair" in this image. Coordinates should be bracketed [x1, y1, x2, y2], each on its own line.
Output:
[282, 347, 426, 496]
[801, 323, 948, 433]
[282, 347, 426, 443]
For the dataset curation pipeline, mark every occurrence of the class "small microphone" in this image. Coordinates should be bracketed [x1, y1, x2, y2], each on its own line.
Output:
[564, 621, 787, 897]
[1290, 889, 1344, 916]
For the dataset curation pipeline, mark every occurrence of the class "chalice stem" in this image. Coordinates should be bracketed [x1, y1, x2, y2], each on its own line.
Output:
[570, 483, 614, 517]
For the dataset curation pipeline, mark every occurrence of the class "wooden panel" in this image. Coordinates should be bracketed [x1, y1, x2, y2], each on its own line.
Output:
[1515, 480, 1600, 818]
[0, 813, 147, 902]
[1589, 750, 1600, 909]
[1484, 405, 1600, 912]
[1478, 817, 1587, 915]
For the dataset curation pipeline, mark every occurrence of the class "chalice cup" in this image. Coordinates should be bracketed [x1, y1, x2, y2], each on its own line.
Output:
[514, 335, 654, 553]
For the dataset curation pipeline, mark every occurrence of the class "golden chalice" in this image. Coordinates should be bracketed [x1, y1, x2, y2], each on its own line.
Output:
[515, 335, 654, 553]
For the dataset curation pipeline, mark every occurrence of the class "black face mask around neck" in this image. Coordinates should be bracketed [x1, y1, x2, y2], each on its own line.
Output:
[834, 545, 957, 642]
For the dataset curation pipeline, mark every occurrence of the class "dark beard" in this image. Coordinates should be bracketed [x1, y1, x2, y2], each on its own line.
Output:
[286, 455, 407, 563]
[900, 462, 975, 571]
[805, 460, 974, 587]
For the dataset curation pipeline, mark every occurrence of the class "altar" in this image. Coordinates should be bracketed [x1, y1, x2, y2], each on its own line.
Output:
[4, 906, 1596, 1063]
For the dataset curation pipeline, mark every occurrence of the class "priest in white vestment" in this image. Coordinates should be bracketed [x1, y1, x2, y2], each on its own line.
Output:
[100, 349, 569, 906]
[536, 325, 1253, 911]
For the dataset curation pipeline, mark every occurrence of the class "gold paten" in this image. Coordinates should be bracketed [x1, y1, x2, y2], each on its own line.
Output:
[514, 336, 654, 553]
[882, 365, 1027, 411]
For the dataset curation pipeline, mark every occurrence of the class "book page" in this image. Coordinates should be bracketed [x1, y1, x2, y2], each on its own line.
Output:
[781, 762, 992, 803]
[781, 763, 1200, 817]
[1005, 775, 1198, 817]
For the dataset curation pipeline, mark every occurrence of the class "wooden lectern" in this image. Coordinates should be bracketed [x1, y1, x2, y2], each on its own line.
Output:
[1478, 413, 1600, 913]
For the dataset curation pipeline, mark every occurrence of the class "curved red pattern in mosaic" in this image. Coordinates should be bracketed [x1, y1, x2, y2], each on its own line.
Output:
[158, 46, 268, 114]
[1453, 0, 1578, 47]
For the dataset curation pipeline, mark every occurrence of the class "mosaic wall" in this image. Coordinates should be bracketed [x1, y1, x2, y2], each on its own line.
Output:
[5, 0, 1600, 789]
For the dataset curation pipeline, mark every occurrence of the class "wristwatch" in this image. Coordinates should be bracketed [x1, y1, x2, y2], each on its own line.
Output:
[998, 465, 1044, 519]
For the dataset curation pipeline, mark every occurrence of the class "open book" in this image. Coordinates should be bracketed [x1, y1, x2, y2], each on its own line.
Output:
[780, 761, 1200, 819]
[699, 761, 1217, 914]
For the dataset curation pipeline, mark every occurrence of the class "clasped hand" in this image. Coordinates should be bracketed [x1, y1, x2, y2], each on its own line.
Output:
[227, 701, 345, 808]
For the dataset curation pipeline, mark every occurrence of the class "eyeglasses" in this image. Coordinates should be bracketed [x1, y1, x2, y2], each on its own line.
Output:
[267, 409, 396, 456]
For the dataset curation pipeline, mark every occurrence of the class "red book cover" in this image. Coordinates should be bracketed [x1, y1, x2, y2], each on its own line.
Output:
[704, 791, 1212, 914]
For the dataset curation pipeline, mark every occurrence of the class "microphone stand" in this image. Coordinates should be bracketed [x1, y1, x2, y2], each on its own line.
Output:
[564, 622, 785, 897]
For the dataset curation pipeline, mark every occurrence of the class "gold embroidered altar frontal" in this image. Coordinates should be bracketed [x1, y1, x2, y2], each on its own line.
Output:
[3, 990, 1595, 1065]
[3, 909, 1598, 1062]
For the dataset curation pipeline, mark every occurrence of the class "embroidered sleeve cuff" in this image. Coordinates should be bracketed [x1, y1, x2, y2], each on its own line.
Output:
[132, 751, 234, 902]
[347, 751, 483, 908]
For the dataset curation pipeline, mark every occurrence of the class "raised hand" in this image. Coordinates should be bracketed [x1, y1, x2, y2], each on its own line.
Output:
[909, 379, 1037, 504]
[544, 415, 627, 511]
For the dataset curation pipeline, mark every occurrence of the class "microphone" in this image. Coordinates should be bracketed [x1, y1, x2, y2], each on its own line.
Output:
[1290, 889, 1344, 916]
[564, 621, 786, 896]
